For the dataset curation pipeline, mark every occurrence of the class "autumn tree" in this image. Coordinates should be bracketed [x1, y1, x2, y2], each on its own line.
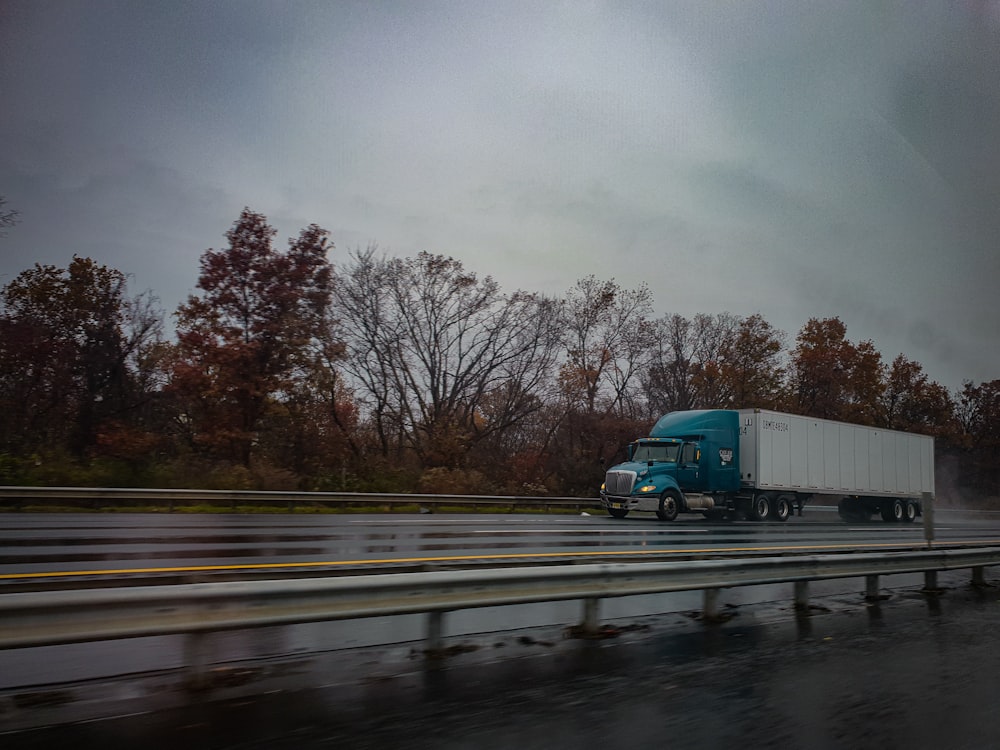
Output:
[249, 308, 358, 487]
[844, 340, 886, 424]
[881, 354, 955, 438]
[169, 209, 335, 469]
[717, 313, 786, 409]
[0, 256, 162, 458]
[333, 248, 562, 473]
[788, 317, 848, 418]
[787, 317, 884, 424]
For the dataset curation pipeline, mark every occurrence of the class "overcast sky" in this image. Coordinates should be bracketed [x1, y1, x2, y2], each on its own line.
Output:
[1, 1, 998, 390]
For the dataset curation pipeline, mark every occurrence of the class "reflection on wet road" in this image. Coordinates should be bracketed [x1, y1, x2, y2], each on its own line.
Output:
[2, 509, 1000, 582]
[3, 510, 1000, 746]
[5, 570, 1000, 750]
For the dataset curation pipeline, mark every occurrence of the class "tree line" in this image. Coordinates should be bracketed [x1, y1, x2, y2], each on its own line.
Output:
[1, 208, 997, 501]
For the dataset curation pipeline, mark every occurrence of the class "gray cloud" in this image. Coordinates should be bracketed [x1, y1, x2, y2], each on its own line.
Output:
[1, 0, 997, 389]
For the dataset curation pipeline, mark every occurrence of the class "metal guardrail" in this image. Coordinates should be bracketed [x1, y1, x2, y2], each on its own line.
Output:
[1, 546, 999, 684]
[0, 485, 600, 512]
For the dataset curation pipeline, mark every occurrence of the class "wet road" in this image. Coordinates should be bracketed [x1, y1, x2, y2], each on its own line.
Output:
[3, 508, 1000, 743]
[3, 508, 999, 585]
[4, 568, 1000, 750]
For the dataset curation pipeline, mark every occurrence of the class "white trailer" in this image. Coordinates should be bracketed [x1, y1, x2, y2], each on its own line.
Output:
[738, 409, 934, 522]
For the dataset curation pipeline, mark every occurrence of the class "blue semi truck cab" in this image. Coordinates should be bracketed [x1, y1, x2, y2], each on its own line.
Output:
[601, 410, 747, 521]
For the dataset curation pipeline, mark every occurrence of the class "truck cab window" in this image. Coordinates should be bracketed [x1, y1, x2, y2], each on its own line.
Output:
[632, 444, 680, 463]
[681, 443, 698, 465]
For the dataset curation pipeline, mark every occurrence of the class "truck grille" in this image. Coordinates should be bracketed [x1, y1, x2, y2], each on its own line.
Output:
[605, 470, 637, 496]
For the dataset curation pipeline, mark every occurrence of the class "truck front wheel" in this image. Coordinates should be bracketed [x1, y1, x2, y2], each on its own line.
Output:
[657, 491, 680, 522]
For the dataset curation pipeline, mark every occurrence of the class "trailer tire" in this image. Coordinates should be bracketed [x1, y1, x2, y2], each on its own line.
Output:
[881, 498, 904, 523]
[902, 501, 917, 523]
[657, 490, 680, 522]
[607, 507, 628, 519]
[750, 493, 772, 522]
[774, 495, 793, 522]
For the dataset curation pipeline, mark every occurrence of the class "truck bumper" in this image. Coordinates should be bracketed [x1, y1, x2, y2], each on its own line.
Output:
[601, 493, 640, 511]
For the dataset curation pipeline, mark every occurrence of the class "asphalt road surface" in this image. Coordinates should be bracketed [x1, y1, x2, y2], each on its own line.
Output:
[3, 508, 1000, 747]
[3, 508, 999, 585]
[4, 567, 1000, 750]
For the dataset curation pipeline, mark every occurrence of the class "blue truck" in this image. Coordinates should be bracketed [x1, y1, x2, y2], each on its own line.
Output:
[600, 409, 935, 522]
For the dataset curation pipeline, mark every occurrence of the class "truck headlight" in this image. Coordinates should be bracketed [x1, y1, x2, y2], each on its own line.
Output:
[639, 485, 657, 493]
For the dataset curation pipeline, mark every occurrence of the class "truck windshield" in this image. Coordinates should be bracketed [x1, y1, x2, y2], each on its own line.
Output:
[632, 443, 680, 463]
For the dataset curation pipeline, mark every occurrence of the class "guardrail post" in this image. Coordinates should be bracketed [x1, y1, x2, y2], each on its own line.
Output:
[703, 588, 720, 621]
[184, 631, 211, 690]
[923, 570, 939, 592]
[794, 581, 809, 611]
[922, 491, 935, 545]
[581, 598, 601, 635]
[427, 610, 445, 652]
[972, 567, 986, 587]
[865, 574, 880, 601]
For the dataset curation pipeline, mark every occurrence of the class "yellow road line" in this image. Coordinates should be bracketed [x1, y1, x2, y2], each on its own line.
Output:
[3, 539, 1000, 581]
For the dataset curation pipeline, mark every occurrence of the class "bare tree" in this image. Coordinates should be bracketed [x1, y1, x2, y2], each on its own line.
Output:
[687, 312, 741, 408]
[956, 380, 1000, 493]
[559, 276, 654, 418]
[644, 313, 695, 415]
[644, 313, 736, 413]
[0, 196, 18, 237]
[645, 312, 782, 413]
[333, 248, 562, 467]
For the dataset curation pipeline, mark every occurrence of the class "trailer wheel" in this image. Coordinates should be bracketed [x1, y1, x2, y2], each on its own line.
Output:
[750, 493, 772, 522]
[902, 501, 917, 523]
[607, 507, 628, 519]
[881, 498, 904, 522]
[657, 490, 680, 522]
[773, 495, 792, 522]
